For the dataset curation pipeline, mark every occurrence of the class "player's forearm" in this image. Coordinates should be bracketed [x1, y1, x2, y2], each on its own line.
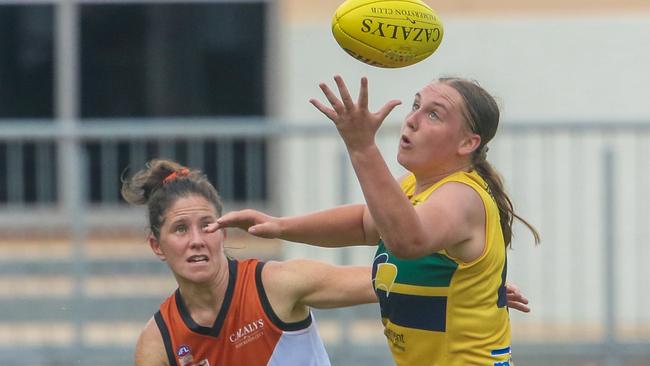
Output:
[348, 144, 425, 258]
[278, 204, 370, 247]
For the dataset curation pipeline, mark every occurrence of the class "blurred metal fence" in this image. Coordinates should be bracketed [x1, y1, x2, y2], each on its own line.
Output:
[0, 119, 649, 365]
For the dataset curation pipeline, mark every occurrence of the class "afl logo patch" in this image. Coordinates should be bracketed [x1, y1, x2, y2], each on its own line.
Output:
[177, 344, 191, 357]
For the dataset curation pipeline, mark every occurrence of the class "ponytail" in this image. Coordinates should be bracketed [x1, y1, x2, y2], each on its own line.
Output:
[472, 153, 540, 248]
[440, 76, 540, 248]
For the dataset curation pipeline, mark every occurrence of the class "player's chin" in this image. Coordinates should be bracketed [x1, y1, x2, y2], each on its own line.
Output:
[396, 150, 412, 167]
[178, 265, 216, 283]
[397, 154, 426, 174]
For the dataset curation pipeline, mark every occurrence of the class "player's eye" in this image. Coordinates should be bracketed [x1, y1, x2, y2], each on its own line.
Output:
[175, 225, 187, 233]
[411, 103, 419, 111]
[428, 111, 439, 120]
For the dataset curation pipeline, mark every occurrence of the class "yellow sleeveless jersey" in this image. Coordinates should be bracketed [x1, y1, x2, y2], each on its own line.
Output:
[371, 170, 513, 366]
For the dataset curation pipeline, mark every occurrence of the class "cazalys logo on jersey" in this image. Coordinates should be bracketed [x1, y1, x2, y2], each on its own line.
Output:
[176, 344, 210, 366]
[229, 318, 265, 348]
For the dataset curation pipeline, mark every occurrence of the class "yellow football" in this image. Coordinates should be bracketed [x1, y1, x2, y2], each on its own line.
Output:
[331, 0, 444, 68]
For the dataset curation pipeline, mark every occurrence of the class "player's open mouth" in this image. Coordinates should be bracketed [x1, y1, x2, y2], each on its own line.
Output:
[187, 255, 209, 263]
[400, 135, 411, 146]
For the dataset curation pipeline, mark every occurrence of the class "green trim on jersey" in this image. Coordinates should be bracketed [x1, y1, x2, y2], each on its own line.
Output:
[376, 240, 458, 287]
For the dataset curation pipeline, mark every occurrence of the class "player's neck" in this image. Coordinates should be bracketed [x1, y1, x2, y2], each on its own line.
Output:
[177, 257, 230, 325]
[413, 164, 472, 194]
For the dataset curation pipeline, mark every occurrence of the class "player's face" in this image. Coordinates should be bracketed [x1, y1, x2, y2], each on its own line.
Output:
[150, 195, 225, 284]
[397, 82, 476, 174]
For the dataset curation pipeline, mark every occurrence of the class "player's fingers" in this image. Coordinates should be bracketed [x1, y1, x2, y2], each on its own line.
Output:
[505, 283, 529, 305]
[214, 217, 237, 229]
[519, 294, 529, 304]
[358, 77, 369, 110]
[309, 99, 338, 121]
[248, 223, 277, 239]
[333, 75, 355, 111]
[506, 286, 529, 313]
[204, 222, 220, 233]
[508, 301, 531, 313]
[319, 82, 345, 114]
[505, 282, 520, 292]
[508, 291, 529, 305]
[376, 100, 402, 122]
[216, 210, 254, 228]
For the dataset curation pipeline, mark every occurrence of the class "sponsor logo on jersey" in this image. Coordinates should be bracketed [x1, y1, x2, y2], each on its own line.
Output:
[229, 318, 265, 348]
[384, 326, 406, 352]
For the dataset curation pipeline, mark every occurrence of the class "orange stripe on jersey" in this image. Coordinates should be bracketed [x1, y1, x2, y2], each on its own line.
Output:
[155, 259, 330, 366]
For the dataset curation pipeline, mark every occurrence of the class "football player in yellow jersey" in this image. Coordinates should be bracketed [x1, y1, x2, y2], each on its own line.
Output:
[209, 75, 539, 365]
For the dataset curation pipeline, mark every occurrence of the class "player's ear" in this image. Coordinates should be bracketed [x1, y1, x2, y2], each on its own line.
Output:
[148, 234, 166, 261]
[458, 133, 481, 156]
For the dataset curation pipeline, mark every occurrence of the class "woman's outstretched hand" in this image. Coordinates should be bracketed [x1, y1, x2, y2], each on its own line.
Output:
[205, 209, 282, 239]
[505, 282, 530, 313]
[309, 75, 401, 151]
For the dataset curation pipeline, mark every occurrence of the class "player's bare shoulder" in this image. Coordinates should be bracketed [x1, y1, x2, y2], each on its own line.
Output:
[134, 317, 169, 366]
[259, 260, 315, 322]
[260, 259, 313, 294]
